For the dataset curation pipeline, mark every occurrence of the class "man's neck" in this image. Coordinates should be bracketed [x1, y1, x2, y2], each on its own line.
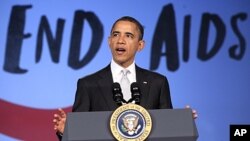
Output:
[113, 60, 134, 69]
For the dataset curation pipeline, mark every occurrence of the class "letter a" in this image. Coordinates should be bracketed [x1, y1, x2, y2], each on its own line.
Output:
[234, 129, 241, 136]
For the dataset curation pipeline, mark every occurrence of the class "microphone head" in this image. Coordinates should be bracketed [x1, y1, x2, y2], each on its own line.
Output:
[130, 82, 140, 93]
[112, 82, 122, 93]
[130, 82, 140, 104]
[112, 82, 123, 106]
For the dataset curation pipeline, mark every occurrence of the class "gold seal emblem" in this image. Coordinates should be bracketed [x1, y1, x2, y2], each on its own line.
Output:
[110, 103, 152, 141]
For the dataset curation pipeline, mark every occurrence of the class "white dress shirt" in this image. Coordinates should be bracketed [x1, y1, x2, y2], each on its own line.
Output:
[110, 59, 136, 101]
[110, 59, 136, 84]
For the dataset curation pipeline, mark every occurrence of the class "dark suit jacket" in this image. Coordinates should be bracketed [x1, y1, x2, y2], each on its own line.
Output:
[72, 64, 173, 112]
[57, 64, 173, 140]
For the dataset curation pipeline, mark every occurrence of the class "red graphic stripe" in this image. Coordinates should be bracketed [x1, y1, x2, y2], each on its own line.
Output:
[0, 99, 71, 141]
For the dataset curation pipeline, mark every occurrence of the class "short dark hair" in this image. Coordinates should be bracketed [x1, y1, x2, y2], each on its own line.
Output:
[110, 16, 144, 40]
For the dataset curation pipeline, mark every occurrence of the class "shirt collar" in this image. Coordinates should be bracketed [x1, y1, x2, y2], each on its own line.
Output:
[111, 59, 136, 80]
[110, 59, 135, 73]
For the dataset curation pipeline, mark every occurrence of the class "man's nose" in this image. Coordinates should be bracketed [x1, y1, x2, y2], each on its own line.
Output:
[117, 35, 125, 44]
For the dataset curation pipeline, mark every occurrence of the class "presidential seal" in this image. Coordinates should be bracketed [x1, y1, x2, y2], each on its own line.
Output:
[110, 103, 152, 141]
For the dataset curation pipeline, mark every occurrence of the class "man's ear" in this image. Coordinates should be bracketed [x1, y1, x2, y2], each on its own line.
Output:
[108, 37, 111, 48]
[138, 40, 145, 51]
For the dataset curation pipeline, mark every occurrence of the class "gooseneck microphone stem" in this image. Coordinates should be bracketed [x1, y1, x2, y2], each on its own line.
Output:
[113, 82, 141, 106]
[127, 98, 134, 103]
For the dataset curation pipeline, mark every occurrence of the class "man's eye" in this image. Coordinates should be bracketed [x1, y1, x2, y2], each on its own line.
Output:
[113, 33, 118, 37]
[126, 34, 133, 38]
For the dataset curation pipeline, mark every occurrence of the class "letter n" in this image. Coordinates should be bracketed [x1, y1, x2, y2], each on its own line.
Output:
[36, 16, 65, 63]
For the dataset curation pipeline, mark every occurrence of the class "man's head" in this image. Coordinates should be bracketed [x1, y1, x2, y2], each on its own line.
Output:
[110, 16, 144, 41]
[108, 16, 145, 68]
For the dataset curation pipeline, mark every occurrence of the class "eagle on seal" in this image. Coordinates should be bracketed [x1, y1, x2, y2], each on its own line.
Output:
[122, 114, 140, 135]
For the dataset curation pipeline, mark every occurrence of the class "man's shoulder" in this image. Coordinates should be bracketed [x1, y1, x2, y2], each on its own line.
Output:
[136, 66, 166, 79]
[78, 65, 110, 81]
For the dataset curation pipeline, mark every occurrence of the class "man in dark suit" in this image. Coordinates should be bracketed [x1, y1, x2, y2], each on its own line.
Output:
[73, 64, 172, 112]
[53, 16, 196, 138]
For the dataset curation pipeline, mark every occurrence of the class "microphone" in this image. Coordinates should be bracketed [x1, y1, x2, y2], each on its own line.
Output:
[130, 82, 141, 105]
[112, 82, 125, 106]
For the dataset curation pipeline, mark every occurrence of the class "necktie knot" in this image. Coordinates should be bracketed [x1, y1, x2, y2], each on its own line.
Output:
[122, 69, 129, 76]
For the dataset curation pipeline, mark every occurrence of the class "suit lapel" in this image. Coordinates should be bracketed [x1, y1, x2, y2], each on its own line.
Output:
[97, 65, 118, 110]
[135, 65, 150, 108]
[96, 65, 150, 110]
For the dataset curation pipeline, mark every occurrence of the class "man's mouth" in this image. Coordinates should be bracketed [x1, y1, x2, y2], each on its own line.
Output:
[116, 47, 126, 54]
